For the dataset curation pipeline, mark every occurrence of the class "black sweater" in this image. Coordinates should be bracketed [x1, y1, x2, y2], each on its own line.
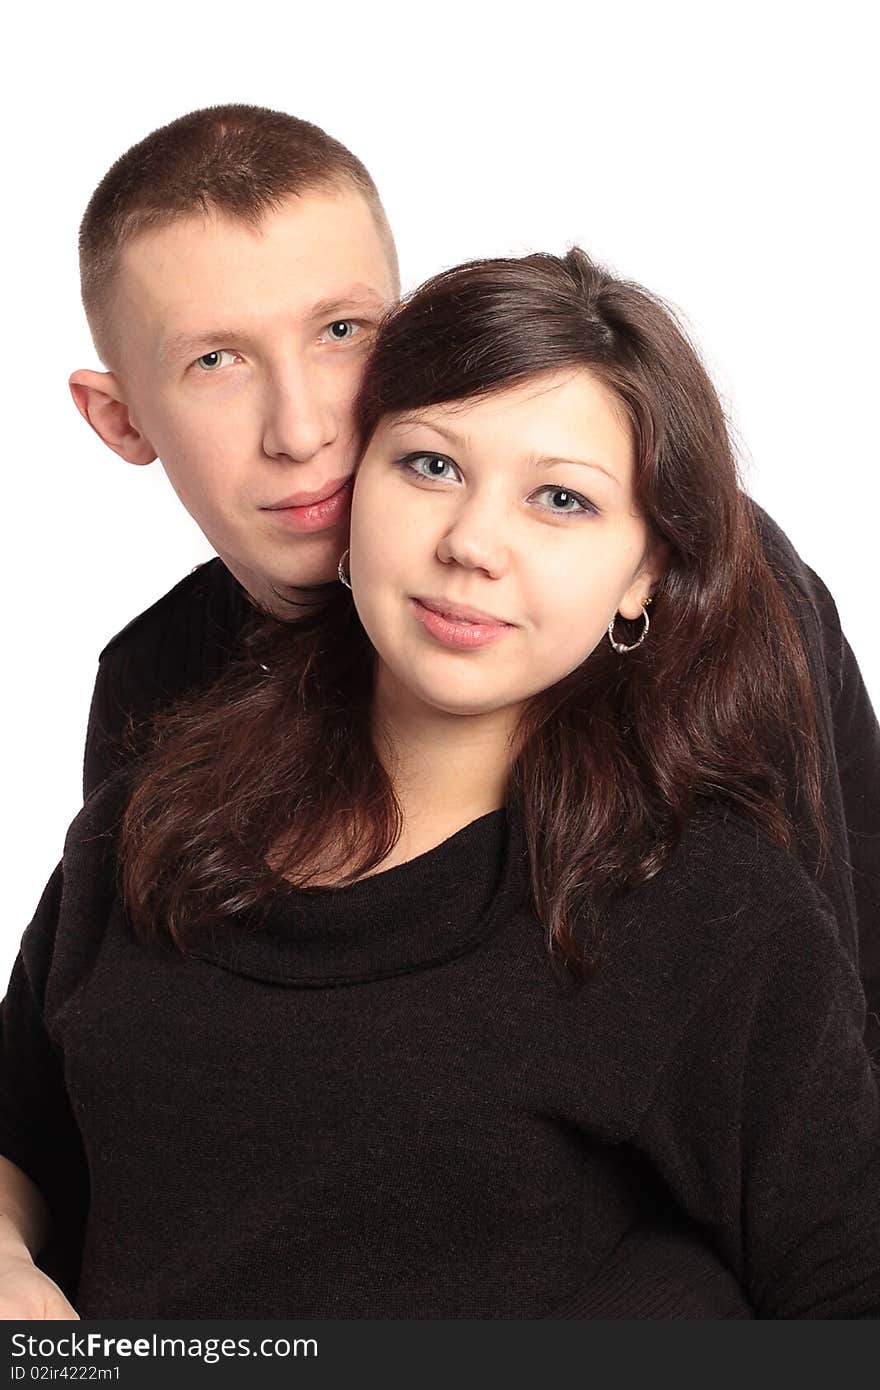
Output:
[81, 503, 880, 1056]
[1, 775, 878, 1319]
[6, 497, 876, 1317]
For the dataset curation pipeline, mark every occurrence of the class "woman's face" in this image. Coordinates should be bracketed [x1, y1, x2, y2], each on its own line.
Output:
[350, 368, 663, 722]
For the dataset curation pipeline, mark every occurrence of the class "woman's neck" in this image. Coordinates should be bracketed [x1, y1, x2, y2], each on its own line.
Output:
[274, 671, 517, 887]
[371, 669, 518, 853]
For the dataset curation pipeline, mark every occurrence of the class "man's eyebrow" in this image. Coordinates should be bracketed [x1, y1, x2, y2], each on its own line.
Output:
[389, 415, 621, 488]
[308, 287, 391, 320]
[159, 289, 391, 362]
[159, 330, 244, 363]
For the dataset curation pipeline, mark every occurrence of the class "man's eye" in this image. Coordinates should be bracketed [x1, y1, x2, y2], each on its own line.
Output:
[322, 319, 361, 342]
[195, 350, 236, 371]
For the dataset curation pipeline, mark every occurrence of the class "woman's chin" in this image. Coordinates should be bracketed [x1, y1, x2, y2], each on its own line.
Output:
[401, 680, 522, 723]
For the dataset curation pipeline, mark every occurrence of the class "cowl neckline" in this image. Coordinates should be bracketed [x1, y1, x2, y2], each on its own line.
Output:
[183, 805, 531, 987]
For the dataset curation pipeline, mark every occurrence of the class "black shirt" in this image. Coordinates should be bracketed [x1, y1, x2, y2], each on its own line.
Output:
[1, 776, 878, 1318]
[82, 502, 880, 1054]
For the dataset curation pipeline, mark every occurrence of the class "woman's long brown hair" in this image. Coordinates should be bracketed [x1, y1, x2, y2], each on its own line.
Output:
[120, 249, 829, 972]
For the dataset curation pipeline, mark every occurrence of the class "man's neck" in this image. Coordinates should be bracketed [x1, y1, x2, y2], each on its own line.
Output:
[221, 558, 334, 622]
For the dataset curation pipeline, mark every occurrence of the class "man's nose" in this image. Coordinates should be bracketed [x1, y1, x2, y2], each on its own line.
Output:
[436, 495, 510, 578]
[261, 362, 338, 463]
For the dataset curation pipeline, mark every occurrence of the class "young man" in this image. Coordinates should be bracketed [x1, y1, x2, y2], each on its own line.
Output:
[0, 104, 877, 1318]
[69, 105, 400, 791]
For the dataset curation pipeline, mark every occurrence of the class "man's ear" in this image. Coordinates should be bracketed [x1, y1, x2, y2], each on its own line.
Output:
[69, 369, 157, 466]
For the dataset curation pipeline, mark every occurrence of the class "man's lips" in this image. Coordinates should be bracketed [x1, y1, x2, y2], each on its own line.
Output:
[262, 478, 353, 534]
[263, 476, 352, 510]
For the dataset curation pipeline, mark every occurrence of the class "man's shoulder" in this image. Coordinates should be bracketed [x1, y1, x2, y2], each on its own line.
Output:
[748, 496, 844, 697]
[84, 558, 255, 797]
[97, 557, 239, 664]
[748, 497, 840, 622]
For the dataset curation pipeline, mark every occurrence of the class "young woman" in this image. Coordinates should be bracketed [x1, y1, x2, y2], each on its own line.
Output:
[1, 250, 878, 1320]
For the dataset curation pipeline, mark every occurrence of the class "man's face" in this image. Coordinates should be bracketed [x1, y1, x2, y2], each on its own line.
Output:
[107, 187, 397, 607]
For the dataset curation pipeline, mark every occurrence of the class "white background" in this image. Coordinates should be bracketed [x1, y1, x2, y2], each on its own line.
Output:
[2, 0, 876, 972]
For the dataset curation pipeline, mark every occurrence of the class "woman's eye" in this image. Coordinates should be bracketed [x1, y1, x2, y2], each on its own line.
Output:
[322, 319, 361, 342]
[531, 485, 597, 517]
[404, 453, 461, 482]
[195, 349, 237, 371]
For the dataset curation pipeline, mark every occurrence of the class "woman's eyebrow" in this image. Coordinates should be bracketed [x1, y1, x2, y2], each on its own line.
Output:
[528, 455, 621, 488]
[388, 416, 471, 446]
[389, 417, 620, 488]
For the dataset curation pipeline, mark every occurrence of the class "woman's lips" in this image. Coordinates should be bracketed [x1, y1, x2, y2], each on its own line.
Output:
[263, 479, 353, 534]
[410, 598, 513, 650]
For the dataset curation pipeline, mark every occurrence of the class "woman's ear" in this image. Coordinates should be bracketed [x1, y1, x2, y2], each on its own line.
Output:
[618, 540, 670, 620]
[69, 369, 157, 466]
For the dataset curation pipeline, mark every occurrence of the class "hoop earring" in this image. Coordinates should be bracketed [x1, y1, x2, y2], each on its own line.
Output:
[337, 549, 352, 590]
[607, 596, 651, 654]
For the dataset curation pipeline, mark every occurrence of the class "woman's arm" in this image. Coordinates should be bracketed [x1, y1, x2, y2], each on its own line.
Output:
[634, 889, 880, 1318]
[0, 1154, 50, 1257]
[829, 619, 880, 1055]
[0, 865, 88, 1319]
[0, 1155, 78, 1318]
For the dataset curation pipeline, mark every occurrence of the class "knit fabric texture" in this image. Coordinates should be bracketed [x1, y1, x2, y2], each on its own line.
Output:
[2, 777, 878, 1318]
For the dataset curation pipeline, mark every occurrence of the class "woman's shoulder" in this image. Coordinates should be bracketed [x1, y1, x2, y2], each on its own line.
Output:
[64, 768, 133, 854]
[611, 799, 847, 992]
[687, 799, 834, 906]
[548, 803, 865, 1141]
[672, 798, 827, 898]
[16, 772, 133, 1011]
[586, 802, 866, 1113]
[53, 770, 133, 936]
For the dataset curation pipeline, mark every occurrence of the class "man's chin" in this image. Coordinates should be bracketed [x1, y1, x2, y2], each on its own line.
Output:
[220, 551, 341, 619]
[264, 579, 338, 621]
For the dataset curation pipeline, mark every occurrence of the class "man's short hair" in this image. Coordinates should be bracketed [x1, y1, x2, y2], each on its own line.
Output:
[79, 103, 398, 366]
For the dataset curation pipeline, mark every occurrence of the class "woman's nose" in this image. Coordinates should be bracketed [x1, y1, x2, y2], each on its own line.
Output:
[435, 499, 510, 578]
